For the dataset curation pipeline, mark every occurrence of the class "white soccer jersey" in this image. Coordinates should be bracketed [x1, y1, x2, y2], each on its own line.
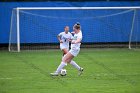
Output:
[58, 32, 73, 50]
[71, 30, 82, 49]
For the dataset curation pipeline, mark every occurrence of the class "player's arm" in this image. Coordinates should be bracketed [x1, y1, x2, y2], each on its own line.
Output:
[71, 38, 82, 44]
[57, 34, 63, 43]
[71, 31, 75, 34]
[67, 33, 73, 42]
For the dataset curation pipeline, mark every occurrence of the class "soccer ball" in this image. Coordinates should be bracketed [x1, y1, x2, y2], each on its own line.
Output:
[60, 69, 67, 76]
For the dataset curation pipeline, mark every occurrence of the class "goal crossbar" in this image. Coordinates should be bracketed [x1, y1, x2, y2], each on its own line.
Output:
[16, 7, 140, 10]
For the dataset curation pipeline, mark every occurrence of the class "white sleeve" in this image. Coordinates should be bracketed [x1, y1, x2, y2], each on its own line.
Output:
[70, 33, 73, 39]
[58, 32, 63, 37]
[78, 33, 82, 40]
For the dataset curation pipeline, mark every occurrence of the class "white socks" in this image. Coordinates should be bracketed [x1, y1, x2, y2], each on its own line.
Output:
[70, 60, 80, 70]
[56, 62, 67, 73]
[62, 54, 66, 60]
[55, 60, 80, 73]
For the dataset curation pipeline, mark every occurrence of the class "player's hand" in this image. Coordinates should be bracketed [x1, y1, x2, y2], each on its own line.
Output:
[71, 41, 76, 44]
[67, 38, 72, 42]
[71, 31, 75, 34]
[59, 40, 63, 43]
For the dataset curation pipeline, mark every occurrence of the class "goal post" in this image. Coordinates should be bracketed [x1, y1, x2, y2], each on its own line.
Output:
[9, 7, 140, 52]
[129, 9, 137, 49]
[17, 8, 20, 52]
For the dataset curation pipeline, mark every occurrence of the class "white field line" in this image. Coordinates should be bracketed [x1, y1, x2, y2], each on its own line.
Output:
[0, 78, 12, 80]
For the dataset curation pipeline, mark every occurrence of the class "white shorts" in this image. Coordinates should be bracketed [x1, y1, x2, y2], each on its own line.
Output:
[60, 44, 69, 50]
[69, 48, 80, 57]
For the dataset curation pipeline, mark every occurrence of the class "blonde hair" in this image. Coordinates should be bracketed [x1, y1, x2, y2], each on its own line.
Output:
[73, 22, 81, 30]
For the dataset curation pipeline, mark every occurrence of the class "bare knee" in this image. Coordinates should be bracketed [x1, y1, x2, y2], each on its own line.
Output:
[62, 53, 74, 63]
[62, 57, 69, 63]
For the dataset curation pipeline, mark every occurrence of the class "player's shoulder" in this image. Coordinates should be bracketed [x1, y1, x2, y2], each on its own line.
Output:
[59, 32, 65, 35]
[77, 31, 82, 38]
[78, 30, 82, 35]
[68, 32, 72, 35]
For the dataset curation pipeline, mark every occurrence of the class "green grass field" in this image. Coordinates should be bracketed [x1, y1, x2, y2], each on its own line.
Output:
[0, 49, 140, 93]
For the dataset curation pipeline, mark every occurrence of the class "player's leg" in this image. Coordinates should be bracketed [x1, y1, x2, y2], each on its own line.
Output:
[51, 49, 83, 76]
[62, 48, 69, 56]
[70, 60, 80, 70]
[68, 49, 83, 75]
[62, 52, 74, 63]
[55, 52, 74, 73]
[53, 50, 83, 75]
[70, 60, 84, 76]
[55, 52, 76, 74]
[50, 45, 69, 76]
[50, 52, 74, 76]
[60, 44, 69, 57]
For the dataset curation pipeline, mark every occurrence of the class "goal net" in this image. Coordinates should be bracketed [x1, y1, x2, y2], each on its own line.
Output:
[9, 7, 140, 52]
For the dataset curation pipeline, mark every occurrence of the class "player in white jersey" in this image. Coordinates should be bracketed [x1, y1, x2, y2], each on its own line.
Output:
[57, 26, 73, 56]
[51, 22, 83, 76]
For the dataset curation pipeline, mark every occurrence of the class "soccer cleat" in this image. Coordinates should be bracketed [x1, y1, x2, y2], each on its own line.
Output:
[50, 72, 59, 76]
[78, 67, 84, 76]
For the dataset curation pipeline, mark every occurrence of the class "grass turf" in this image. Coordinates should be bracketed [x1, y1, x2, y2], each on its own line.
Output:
[0, 49, 140, 93]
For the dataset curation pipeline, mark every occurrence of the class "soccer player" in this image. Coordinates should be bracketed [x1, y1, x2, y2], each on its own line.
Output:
[50, 22, 83, 76]
[57, 26, 73, 56]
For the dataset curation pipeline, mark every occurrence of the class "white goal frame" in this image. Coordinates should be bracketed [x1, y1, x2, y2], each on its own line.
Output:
[9, 7, 140, 52]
